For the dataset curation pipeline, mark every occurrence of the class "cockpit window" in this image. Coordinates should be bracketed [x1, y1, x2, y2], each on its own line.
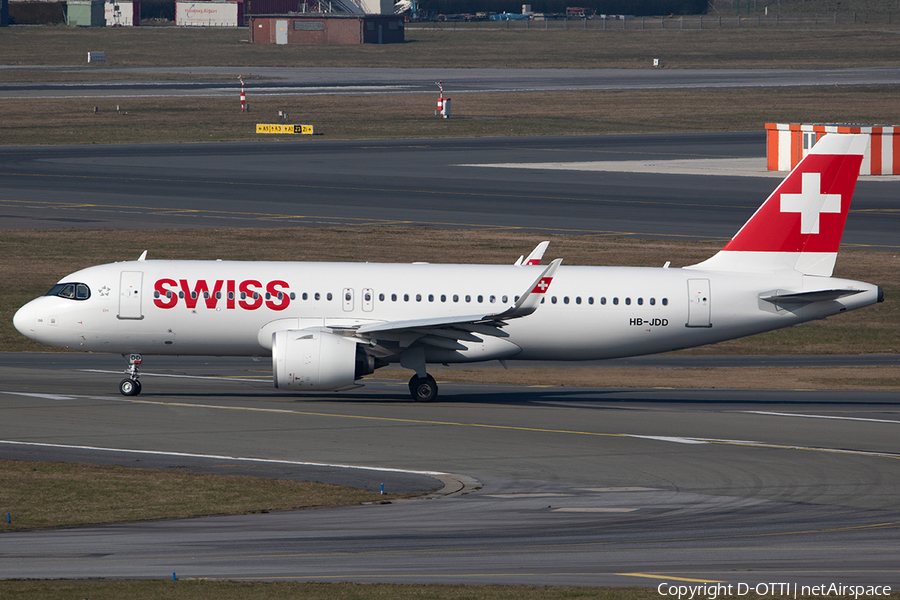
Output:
[46, 283, 91, 301]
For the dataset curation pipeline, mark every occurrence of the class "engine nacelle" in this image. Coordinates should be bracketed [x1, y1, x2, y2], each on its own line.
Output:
[272, 330, 360, 391]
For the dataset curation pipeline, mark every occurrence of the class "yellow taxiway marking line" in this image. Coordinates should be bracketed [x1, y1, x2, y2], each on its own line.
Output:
[617, 572, 724, 583]
[126, 398, 630, 439]
[132, 399, 894, 460]
[93, 395, 900, 460]
[7, 390, 900, 460]
[15, 387, 900, 460]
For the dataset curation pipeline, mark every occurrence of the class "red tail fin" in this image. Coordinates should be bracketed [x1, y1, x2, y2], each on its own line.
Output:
[688, 134, 866, 276]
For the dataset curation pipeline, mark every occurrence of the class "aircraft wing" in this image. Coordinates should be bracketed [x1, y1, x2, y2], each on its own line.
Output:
[353, 259, 562, 346]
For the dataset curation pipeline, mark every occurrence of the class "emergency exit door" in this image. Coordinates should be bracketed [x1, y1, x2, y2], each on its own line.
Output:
[686, 278, 711, 328]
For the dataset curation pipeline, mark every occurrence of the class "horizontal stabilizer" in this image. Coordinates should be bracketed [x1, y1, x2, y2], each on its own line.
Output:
[760, 289, 864, 304]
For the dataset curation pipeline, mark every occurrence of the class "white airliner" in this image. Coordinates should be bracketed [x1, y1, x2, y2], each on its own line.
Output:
[13, 134, 883, 401]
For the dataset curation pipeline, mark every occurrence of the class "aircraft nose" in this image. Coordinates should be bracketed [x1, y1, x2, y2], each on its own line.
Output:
[13, 300, 38, 339]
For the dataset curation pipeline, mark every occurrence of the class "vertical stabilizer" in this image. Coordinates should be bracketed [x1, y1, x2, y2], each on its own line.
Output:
[687, 133, 866, 276]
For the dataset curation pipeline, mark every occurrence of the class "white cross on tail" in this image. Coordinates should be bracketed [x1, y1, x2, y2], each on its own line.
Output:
[779, 172, 842, 235]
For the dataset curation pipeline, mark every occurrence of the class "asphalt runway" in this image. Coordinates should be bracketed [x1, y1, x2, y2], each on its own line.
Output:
[2, 133, 899, 250]
[1, 354, 899, 585]
[2, 66, 900, 98]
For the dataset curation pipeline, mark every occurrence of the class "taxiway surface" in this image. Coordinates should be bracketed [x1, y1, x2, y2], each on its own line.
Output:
[3, 66, 900, 98]
[1, 354, 899, 585]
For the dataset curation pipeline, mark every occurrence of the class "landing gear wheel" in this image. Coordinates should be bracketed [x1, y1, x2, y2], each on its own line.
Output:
[119, 378, 141, 396]
[121, 353, 143, 396]
[408, 374, 438, 402]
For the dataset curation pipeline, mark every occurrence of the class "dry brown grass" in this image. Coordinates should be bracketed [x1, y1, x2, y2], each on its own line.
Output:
[0, 458, 407, 531]
[3, 26, 900, 69]
[3, 86, 900, 145]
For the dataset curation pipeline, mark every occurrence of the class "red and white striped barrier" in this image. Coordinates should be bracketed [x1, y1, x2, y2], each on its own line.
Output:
[766, 122, 899, 174]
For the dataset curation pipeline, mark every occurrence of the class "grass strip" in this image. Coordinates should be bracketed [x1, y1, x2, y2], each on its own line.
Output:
[3, 86, 900, 145]
[0, 458, 407, 531]
[3, 26, 900, 69]
[1, 580, 898, 599]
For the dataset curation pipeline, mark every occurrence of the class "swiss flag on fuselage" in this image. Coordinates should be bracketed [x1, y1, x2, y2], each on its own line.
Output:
[722, 135, 865, 254]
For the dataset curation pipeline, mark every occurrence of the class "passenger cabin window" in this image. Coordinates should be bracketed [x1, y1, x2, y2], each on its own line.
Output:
[47, 283, 91, 301]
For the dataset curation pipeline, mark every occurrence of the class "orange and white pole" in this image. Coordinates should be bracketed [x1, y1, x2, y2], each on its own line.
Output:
[239, 75, 246, 112]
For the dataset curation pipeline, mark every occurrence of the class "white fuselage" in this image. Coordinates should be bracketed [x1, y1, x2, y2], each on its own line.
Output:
[13, 260, 881, 362]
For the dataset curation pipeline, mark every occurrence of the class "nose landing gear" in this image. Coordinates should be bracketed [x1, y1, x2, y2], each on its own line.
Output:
[119, 353, 142, 396]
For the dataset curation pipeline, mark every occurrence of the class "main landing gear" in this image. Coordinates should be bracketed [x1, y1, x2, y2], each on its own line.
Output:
[400, 348, 438, 402]
[408, 374, 438, 402]
[119, 353, 142, 396]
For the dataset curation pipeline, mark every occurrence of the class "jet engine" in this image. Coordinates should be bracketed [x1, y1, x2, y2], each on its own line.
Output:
[272, 330, 365, 391]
